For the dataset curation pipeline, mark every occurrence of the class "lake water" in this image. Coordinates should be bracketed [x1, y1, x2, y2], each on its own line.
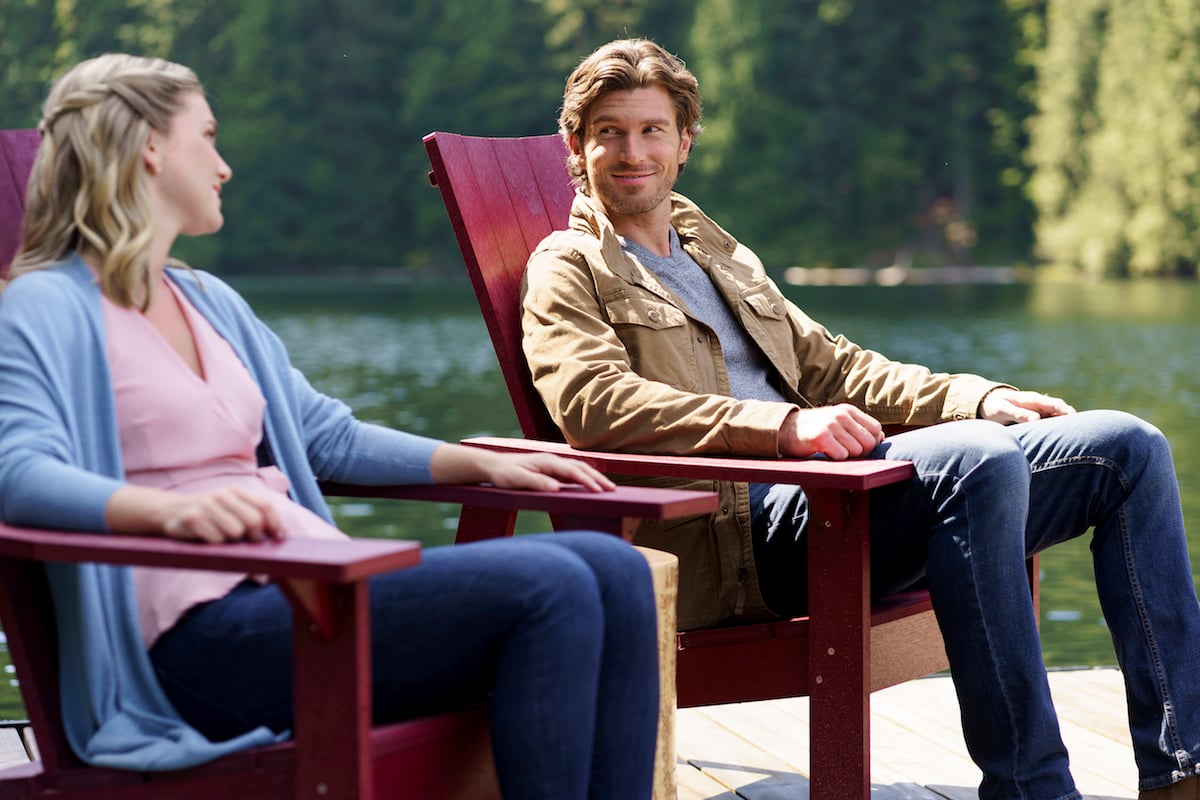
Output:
[2, 275, 1199, 718]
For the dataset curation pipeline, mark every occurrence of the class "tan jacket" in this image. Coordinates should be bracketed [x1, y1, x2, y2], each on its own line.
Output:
[521, 191, 1002, 629]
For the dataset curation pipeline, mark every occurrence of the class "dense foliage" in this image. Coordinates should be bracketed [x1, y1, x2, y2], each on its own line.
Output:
[0, 0, 1194, 277]
[1027, 0, 1200, 277]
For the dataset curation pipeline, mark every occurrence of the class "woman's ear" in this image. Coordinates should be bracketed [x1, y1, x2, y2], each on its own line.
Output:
[142, 131, 161, 176]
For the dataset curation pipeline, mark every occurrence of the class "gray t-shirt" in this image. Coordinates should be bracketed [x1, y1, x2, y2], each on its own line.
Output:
[621, 228, 786, 404]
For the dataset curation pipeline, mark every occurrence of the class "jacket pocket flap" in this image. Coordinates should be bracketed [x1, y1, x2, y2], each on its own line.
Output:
[742, 286, 787, 319]
[605, 296, 688, 329]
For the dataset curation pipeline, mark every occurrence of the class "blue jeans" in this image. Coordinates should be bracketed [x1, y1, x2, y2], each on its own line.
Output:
[149, 531, 659, 800]
[751, 410, 1200, 799]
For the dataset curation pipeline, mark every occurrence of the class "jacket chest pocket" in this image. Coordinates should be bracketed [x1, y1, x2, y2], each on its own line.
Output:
[742, 286, 787, 321]
[606, 295, 689, 330]
[739, 284, 800, 389]
[603, 295, 707, 391]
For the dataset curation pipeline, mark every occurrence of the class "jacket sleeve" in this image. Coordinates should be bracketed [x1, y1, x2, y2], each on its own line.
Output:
[522, 242, 794, 457]
[782, 298, 1006, 426]
[0, 276, 122, 532]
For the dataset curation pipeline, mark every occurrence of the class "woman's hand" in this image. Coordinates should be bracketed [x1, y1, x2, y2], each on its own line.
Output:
[429, 443, 616, 493]
[107, 485, 283, 544]
[480, 452, 617, 493]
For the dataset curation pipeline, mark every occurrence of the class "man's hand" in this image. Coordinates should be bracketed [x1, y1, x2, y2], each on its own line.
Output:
[978, 388, 1076, 424]
[778, 404, 884, 460]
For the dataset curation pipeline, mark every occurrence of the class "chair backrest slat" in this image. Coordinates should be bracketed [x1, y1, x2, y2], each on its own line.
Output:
[0, 130, 39, 277]
[424, 132, 574, 441]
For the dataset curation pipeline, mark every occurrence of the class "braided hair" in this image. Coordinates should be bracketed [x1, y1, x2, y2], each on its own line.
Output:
[11, 54, 202, 308]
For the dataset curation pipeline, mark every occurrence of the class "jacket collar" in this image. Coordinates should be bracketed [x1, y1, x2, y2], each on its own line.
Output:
[566, 190, 742, 291]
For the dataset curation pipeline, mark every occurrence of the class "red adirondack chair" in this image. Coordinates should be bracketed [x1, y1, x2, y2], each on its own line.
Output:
[423, 130, 1041, 800]
[0, 128, 719, 799]
[0, 129, 37, 273]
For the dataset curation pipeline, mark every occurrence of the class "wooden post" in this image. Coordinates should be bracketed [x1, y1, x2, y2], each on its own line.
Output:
[634, 546, 679, 800]
[284, 579, 374, 800]
[806, 488, 872, 800]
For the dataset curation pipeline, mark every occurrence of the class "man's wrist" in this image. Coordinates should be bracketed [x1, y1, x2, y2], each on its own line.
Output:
[777, 407, 800, 456]
[977, 387, 1000, 419]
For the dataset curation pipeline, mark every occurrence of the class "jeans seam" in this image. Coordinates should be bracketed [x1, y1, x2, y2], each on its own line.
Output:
[965, 488, 1030, 794]
[922, 460, 1031, 793]
[1038, 454, 1197, 781]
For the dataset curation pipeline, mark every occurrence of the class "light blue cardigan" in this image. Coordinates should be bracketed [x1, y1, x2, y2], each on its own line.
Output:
[0, 254, 443, 770]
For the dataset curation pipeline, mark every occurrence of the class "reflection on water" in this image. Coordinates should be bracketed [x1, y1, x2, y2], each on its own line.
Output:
[3, 276, 1199, 719]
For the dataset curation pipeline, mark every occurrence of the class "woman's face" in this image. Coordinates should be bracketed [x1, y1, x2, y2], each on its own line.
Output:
[145, 92, 232, 238]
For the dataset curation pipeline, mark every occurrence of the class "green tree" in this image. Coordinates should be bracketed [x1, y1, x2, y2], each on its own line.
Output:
[1027, 0, 1200, 277]
[0, 0, 1049, 277]
[0, 0, 200, 128]
[172, 0, 572, 272]
[684, 0, 1036, 271]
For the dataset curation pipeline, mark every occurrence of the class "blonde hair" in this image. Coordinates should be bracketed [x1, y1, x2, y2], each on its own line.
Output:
[11, 53, 202, 308]
[559, 39, 703, 192]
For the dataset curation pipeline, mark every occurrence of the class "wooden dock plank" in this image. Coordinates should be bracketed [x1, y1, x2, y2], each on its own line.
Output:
[1046, 668, 1134, 743]
[1047, 672, 1136, 797]
[869, 678, 982, 789]
[870, 712, 982, 791]
[20, 727, 37, 763]
[0, 669, 1143, 798]
[0, 728, 28, 769]
[676, 705, 811, 798]
[675, 669, 1139, 799]
[676, 756, 741, 800]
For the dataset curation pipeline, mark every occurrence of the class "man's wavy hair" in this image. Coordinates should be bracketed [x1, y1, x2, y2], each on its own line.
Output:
[558, 38, 703, 193]
[11, 53, 202, 308]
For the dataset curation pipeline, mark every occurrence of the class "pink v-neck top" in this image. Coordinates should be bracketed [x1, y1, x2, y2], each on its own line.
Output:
[103, 280, 348, 648]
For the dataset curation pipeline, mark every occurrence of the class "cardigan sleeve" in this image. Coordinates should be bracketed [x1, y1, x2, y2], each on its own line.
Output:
[0, 273, 122, 531]
[288, 362, 442, 485]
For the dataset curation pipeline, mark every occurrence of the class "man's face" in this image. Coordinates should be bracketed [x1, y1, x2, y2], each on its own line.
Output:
[573, 85, 692, 224]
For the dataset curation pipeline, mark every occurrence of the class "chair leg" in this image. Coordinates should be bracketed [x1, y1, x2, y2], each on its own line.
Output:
[550, 512, 639, 540]
[806, 489, 872, 800]
[454, 506, 517, 543]
[283, 579, 374, 800]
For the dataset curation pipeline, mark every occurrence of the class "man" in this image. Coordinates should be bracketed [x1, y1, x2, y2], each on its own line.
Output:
[520, 37, 1200, 800]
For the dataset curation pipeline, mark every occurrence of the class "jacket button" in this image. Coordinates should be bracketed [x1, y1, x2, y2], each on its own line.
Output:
[647, 309, 661, 322]
[770, 303, 781, 315]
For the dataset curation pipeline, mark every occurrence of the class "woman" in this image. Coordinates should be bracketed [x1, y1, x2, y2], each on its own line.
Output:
[0, 53, 659, 799]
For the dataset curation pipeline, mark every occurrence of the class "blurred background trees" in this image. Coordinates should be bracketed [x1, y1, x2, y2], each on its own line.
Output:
[1, 0, 1195, 278]
[1027, 0, 1200, 277]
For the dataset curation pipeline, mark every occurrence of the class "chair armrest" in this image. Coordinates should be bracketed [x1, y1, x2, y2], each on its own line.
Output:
[460, 436, 914, 490]
[319, 481, 719, 522]
[0, 523, 419, 582]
